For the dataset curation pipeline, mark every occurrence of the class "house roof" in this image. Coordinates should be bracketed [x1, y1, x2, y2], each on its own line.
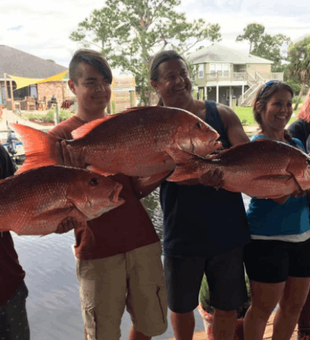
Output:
[0, 45, 68, 79]
[188, 43, 274, 65]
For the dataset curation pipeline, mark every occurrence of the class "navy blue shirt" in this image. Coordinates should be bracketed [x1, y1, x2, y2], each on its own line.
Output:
[160, 101, 250, 257]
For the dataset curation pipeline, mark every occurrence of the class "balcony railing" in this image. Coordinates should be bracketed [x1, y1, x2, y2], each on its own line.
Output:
[204, 71, 283, 83]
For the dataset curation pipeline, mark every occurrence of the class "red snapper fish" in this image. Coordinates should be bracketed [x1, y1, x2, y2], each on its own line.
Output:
[167, 139, 310, 199]
[11, 106, 221, 176]
[0, 165, 124, 235]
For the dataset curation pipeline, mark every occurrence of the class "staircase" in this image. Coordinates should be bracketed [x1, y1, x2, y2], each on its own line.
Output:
[239, 71, 265, 107]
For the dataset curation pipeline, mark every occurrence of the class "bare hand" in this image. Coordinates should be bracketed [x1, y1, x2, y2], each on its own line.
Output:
[54, 217, 79, 234]
[55, 141, 86, 168]
[198, 169, 224, 189]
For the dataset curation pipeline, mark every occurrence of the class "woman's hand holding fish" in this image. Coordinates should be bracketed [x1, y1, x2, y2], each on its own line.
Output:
[56, 141, 86, 168]
[198, 169, 224, 189]
[54, 217, 79, 234]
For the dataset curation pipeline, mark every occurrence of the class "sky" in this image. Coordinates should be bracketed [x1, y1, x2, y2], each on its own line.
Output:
[1, 0, 310, 72]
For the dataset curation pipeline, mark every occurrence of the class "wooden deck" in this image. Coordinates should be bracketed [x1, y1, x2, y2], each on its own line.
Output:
[163, 313, 298, 340]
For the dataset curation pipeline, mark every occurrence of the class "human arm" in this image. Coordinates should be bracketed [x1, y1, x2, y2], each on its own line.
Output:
[0, 144, 16, 178]
[217, 104, 250, 146]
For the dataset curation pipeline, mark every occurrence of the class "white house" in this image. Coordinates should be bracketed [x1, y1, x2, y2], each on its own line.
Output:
[188, 43, 284, 107]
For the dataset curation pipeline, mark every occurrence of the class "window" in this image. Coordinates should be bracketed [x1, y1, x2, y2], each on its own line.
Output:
[198, 64, 204, 78]
[209, 63, 230, 77]
[209, 64, 216, 76]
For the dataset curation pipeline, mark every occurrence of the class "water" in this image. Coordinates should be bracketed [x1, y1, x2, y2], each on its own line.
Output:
[142, 189, 164, 242]
[12, 190, 251, 339]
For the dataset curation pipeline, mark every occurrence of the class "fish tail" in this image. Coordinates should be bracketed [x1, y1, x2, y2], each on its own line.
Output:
[11, 123, 59, 173]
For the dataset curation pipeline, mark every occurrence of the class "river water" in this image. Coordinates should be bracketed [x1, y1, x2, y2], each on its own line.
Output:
[12, 189, 251, 340]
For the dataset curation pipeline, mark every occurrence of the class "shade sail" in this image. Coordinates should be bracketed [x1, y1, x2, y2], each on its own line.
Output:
[8, 70, 68, 90]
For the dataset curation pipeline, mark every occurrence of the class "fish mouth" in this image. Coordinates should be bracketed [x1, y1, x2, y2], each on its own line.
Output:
[109, 183, 123, 203]
[192, 139, 222, 158]
[205, 137, 222, 151]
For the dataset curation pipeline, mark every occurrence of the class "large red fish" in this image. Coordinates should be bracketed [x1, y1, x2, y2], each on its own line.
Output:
[11, 106, 221, 176]
[167, 139, 310, 199]
[0, 165, 124, 235]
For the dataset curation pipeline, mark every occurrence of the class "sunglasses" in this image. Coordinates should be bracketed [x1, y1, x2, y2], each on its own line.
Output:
[259, 80, 280, 98]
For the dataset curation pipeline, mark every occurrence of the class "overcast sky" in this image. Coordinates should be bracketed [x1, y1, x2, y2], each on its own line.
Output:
[1, 0, 309, 72]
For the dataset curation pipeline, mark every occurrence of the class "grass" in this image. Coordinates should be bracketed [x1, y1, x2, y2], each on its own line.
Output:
[234, 106, 298, 128]
[24, 108, 72, 123]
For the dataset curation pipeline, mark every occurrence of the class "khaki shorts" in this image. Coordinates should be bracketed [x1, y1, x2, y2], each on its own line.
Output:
[76, 242, 167, 340]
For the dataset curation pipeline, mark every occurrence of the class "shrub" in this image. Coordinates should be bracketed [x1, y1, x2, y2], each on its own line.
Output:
[59, 109, 73, 122]
[45, 110, 55, 122]
[44, 108, 72, 123]
[241, 119, 248, 126]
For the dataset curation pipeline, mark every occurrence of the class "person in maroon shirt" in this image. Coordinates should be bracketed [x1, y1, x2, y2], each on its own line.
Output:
[0, 144, 30, 339]
[51, 49, 168, 340]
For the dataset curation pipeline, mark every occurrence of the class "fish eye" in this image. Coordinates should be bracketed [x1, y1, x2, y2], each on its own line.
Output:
[307, 158, 310, 165]
[90, 178, 99, 186]
[195, 122, 202, 129]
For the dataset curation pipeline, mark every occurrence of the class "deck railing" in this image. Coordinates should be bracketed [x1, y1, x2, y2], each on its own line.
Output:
[205, 71, 283, 83]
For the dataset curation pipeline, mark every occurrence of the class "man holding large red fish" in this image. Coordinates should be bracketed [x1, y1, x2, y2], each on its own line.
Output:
[149, 50, 251, 340]
[49, 49, 168, 340]
[0, 143, 30, 339]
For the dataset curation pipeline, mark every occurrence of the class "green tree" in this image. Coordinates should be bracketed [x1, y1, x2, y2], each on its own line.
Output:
[69, 0, 221, 105]
[287, 36, 310, 109]
[236, 23, 265, 53]
[236, 23, 291, 71]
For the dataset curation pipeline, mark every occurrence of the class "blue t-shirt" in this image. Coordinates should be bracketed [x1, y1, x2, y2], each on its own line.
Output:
[246, 134, 310, 241]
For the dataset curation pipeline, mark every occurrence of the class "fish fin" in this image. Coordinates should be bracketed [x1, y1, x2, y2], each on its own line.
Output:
[72, 107, 154, 139]
[164, 149, 201, 182]
[86, 165, 114, 176]
[30, 208, 76, 236]
[11, 123, 58, 173]
[31, 208, 73, 223]
[167, 165, 195, 182]
[119, 106, 150, 114]
[71, 113, 124, 139]
[166, 148, 198, 165]
[134, 170, 174, 188]
[71, 118, 107, 139]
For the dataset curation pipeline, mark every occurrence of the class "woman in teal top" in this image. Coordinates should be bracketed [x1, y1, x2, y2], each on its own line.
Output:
[243, 81, 310, 340]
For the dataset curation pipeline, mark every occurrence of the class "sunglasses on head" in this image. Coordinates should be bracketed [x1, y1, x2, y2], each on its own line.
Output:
[259, 80, 280, 98]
